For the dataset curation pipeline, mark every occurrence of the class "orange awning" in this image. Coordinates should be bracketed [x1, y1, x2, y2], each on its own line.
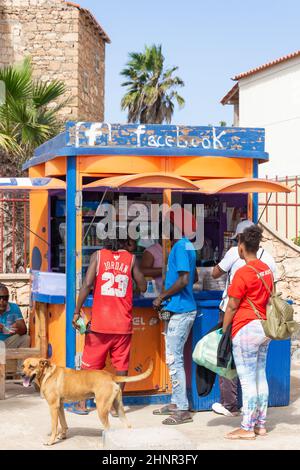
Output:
[195, 178, 292, 194]
[84, 174, 292, 194]
[83, 173, 200, 190]
[0, 177, 65, 191]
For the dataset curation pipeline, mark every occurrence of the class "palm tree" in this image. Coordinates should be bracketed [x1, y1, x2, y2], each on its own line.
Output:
[0, 57, 68, 175]
[0, 58, 69, 272]
[121, 44, 185, 124]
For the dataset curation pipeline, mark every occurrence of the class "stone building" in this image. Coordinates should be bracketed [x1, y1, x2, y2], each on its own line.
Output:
[0, 0, 111, 121]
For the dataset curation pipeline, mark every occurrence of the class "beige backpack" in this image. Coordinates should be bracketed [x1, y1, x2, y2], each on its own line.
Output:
[246, 265, 300, 340]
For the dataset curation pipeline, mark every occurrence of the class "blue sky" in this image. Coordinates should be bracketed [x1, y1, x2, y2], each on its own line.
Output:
[79, 0, 300, 126]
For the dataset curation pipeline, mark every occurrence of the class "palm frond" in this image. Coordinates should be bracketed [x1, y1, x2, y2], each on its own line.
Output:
[32, 80, 67, 107]
[0, 57, 68, 172]
[120, 44, 184, 124]
[0, 57, 32, 102]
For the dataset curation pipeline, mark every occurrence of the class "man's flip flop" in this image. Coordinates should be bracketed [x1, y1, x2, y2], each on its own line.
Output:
[153, 405, 177, 416]
[67, 405, 89, 415]
[162, 413, 193, 425]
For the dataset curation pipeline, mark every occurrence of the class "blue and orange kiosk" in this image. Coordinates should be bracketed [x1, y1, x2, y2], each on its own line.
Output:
[0, 122, 292, 407]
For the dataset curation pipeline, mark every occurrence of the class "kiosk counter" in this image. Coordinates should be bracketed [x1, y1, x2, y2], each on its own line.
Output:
[0, 122, 292, 406]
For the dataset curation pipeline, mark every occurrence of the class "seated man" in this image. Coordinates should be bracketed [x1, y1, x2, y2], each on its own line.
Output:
[0, 283, 30, 373]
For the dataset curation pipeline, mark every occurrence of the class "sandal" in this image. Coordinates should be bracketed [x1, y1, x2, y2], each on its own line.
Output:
[153, 405, 177, 416]
[225, 428, 256, 440]
[66, 404, 89, 415]
[162, 411, 193, 425]
[254, 427, 267, 436]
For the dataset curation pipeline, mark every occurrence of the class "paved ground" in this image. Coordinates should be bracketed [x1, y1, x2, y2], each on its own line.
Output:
[0, 364, 299, 450]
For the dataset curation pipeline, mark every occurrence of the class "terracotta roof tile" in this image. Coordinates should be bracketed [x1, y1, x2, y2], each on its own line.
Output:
[233, 49, 300, 80]
[220, 82, 239, 105]
[65, 1, 111, 43]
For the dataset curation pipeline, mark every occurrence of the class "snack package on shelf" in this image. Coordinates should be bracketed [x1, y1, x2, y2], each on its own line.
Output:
[197, 267, 226, 291]
[222, 231, 235, 258]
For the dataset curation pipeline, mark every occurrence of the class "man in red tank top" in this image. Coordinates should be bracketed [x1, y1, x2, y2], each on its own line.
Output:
[71, 238, 146, 414]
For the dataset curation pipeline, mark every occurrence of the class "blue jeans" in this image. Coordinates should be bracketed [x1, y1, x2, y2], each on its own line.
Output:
[166, 311, 197, 411]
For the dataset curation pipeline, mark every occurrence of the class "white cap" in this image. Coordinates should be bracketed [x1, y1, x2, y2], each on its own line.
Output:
[230, 219, 254, 239]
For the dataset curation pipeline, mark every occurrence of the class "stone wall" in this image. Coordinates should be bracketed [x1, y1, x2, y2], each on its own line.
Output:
[0, 0, 108, 121]
[260, 221, 300, 352]
[78, 10, 105, 121]
[0, 273, 30, 323]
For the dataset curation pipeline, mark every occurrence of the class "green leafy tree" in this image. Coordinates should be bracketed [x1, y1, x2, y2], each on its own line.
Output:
[293, 235, 300, 247]
[121, 44, 185, 124]
[0, 57, 68, 175]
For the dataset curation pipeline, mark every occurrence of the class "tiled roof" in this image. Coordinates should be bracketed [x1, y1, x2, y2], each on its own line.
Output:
[65, 1, 111, 43]
[220, 82, 239, 105]
[233, 49, 300, 80]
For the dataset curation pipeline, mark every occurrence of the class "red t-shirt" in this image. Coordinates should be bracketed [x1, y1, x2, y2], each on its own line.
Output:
[91, 249, 134, 334]
[228, 259, 273, 338]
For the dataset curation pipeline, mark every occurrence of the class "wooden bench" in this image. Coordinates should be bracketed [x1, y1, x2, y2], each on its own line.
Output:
[0, 301, 48, 399]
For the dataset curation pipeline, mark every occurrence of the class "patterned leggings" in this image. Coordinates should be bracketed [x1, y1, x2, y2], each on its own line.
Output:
[232, 320, 271, 431]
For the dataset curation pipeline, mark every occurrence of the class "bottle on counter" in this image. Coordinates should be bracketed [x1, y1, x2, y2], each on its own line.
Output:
[91, 225, 96, 246]
[213, 246, 219, 264]
[213, 198, 219, 217]
[86, 230, 92, 247]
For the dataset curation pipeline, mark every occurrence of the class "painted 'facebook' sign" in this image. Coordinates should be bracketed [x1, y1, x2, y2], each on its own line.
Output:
[66, 122, 265, 152]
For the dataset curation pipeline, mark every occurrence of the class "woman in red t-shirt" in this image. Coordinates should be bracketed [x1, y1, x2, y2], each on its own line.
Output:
[222, 225, 273, 440]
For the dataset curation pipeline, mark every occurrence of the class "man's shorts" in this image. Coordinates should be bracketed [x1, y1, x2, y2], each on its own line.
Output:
[81, 332, 131, 371]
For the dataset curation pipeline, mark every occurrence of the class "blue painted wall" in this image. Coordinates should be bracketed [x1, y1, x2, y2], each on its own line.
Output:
[253, 159, 259, 222]
[23, 122, 268, 169]
[66, 156, 76, 368]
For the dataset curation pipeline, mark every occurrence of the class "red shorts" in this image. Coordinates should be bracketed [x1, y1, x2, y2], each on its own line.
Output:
[81, 332, 131, 371]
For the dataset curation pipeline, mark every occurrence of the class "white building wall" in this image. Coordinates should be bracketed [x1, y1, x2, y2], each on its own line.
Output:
[238, 57, 300, 177]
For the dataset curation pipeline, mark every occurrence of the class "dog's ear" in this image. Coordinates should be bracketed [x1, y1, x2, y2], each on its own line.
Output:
[39, 359, 50, 368]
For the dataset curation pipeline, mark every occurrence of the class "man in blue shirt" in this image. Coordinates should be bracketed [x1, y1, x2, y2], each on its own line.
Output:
[153, 209, 197, 425]
[0, 283, 30, 371]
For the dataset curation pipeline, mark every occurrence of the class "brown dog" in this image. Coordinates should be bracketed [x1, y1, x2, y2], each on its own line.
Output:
[22, 357, 153, 446]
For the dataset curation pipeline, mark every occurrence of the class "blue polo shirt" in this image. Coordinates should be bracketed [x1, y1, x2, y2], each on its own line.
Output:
[164, 238, 196, 314]
[0, 302, 23, 342]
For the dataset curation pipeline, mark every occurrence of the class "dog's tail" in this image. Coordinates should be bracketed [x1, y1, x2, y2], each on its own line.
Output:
[113, 360, 153, 383]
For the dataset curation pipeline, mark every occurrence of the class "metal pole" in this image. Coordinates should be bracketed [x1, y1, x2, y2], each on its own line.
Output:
[252, 160, 258, 223]
[286, 176, 288, 239]
[12, 200, 15, 272]
[296, 176, 298, 240]
[24, 197, 27, 269]
[275, 175, 278, 232]
[66, 156, 77, 369]
[0, 194, 3, 273]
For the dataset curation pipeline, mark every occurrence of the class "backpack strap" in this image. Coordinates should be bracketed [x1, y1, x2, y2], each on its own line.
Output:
[245, 263, 274, 321]
[246, 297, 264, 320]
[246, 264, 274, 295]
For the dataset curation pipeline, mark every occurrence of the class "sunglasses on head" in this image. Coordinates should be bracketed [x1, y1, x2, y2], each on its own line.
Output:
[0, 295, 9, 301]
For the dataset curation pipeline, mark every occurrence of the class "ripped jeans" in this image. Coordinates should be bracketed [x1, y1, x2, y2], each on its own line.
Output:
[166, 311, 197, 410]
